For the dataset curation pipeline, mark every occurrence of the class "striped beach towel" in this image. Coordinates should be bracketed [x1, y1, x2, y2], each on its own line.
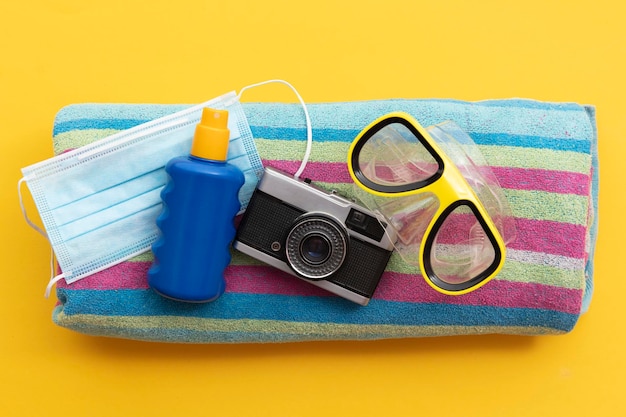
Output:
[51, 98, 598, 343]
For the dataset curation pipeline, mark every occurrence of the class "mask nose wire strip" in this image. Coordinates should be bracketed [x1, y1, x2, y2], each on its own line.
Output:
[237, 80, 313, 179]
[18, 177, 66, 297]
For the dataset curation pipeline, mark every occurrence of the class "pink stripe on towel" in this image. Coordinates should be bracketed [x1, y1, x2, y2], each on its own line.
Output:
[432, 214, 587, 258]
[491, 167, 590, 195]
[510, 219, 586, 258]
[264, 160, 590, 196]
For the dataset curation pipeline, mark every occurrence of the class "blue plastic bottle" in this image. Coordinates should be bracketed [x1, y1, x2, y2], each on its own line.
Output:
[148, 108, 245, 302]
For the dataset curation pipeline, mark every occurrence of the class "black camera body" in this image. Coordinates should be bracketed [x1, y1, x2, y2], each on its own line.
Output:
[234, 168, 397, 306]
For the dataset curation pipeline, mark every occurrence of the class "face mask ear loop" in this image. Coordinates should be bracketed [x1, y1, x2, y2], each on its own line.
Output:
[18, 177, 48, 239]
[237, 80, 312, 179]
[18, 177, 66, 297]
[44, 271, 66, 299]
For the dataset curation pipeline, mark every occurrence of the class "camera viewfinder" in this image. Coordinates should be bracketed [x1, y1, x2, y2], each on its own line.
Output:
[346, 209, 385, 242]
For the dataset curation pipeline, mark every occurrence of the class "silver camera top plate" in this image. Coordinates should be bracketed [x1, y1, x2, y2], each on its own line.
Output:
[257, 167, 397, 250]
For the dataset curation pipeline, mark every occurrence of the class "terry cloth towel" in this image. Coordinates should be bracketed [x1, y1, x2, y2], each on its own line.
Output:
[50, 98, 598, 343]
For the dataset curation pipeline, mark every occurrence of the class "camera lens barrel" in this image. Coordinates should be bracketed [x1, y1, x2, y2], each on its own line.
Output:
[286, 216, 348, 280]
[300, 234, 332, 264]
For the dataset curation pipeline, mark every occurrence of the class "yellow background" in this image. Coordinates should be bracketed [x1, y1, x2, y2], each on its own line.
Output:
[1, 0, 623, 415]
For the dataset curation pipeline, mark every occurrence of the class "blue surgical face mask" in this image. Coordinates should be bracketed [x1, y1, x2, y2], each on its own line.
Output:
[19, 91, 265, 290]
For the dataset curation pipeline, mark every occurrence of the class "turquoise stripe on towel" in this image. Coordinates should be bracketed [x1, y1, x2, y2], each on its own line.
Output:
[57, 289, 579, 333]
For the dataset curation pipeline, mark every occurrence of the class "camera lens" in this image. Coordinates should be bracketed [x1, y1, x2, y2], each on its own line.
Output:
[301, 234, 331, 264]
[286, 216, 348, 280]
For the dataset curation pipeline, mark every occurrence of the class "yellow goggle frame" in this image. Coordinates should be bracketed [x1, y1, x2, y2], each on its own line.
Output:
[347, 112, 507, 295]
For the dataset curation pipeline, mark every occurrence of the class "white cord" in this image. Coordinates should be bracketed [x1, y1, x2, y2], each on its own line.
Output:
[44, 272, 65, 298]
[237, 79, 313, 179]
[18, 177, 48, 239]
[19, 177, 65, 297]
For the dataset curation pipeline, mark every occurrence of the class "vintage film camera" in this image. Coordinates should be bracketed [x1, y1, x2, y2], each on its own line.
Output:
[234, 167, 397, 306]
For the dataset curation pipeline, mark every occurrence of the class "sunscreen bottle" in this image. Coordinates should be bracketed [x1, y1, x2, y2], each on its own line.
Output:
[148, 108, 245, 302]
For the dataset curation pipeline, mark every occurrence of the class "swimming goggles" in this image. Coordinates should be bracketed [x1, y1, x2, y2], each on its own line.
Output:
[347, 112, 514, 295]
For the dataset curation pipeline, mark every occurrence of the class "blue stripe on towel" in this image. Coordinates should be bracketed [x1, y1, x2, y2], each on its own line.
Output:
[53, 118, 151, 136]
[469, 100, 586, 111]
[52, 119, 591, 154]
[249, 127, 591, 153]
[58, 289, 578, 332]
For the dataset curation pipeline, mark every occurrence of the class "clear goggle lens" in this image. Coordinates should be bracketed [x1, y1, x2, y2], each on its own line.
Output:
[357, 122, 441, 185]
